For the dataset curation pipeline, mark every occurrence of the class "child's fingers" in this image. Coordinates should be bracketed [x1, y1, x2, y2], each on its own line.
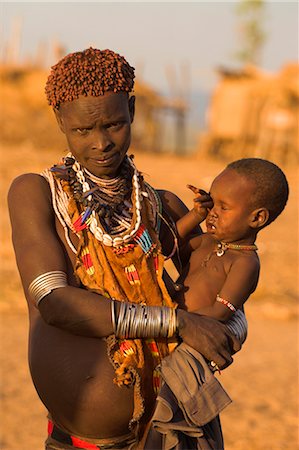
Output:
[194, 196, 212, 203]
[194, 200, 214, 211]
[194, 195, 213, 204]
[187, 184, 200, 194]
[187, 185, 208, 196]
[198, 189, 208, 195]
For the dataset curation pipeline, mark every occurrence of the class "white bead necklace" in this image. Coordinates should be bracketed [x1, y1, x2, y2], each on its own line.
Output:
[70, 154, 142, 247]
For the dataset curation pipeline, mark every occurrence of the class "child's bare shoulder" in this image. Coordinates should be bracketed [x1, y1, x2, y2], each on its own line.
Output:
[231, 251, 260, 276]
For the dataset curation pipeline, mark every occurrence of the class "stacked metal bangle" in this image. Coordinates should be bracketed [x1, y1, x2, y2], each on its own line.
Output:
[111, 301, 177, 339]
[226, 309, 248, 344]
[28, 271, 68, 306]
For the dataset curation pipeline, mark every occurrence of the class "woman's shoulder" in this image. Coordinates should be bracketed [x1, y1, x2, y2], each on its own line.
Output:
[9, 172, 49, 192]
[8, 173, 52, 212]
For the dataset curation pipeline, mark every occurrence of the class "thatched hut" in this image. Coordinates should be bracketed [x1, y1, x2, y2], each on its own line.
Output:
[200, 63, 299, 165]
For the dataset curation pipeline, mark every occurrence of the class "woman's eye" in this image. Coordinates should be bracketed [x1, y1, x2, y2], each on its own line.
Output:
[106, 122, 123, 130]
[76, 128, 89, 135]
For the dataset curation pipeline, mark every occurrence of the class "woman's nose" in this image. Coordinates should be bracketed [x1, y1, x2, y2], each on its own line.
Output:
[92, 130, 112, 152]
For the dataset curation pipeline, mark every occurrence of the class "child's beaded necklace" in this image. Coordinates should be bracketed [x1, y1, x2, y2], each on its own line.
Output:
[202, 240, 258, 267]
[216, 241, 258, 257]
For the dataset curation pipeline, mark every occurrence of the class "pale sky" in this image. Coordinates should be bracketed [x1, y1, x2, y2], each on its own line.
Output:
[1, 1, 298, 93]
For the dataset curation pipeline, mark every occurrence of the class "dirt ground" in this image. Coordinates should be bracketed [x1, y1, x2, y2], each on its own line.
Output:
[0, 145, 298, 450]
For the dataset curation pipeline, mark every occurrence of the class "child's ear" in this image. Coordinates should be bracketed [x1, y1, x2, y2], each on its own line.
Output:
[250, 208, 269, 229]
[54, 108, 66, 134]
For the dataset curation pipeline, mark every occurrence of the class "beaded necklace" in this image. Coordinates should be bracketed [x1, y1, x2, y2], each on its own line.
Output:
[216, 241, 258, 257]
[202, 240, 258, 267]
[51, 154, 145, 248]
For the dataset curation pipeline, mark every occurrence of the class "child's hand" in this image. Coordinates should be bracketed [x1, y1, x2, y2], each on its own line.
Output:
[187, 185, 214, 222]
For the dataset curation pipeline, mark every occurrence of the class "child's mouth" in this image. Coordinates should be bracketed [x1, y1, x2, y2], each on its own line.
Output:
[206, 222, 216, 232]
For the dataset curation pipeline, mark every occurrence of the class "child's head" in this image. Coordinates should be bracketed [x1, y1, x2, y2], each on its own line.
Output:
[206, 158, 289, 243]
[226, 158, 289, 225]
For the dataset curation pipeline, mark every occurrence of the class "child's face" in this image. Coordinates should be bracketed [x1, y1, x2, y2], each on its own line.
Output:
[206, 168, 257, 243]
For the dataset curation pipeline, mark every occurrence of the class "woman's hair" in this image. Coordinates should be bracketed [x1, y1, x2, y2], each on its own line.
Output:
[45, 47, 135, 109]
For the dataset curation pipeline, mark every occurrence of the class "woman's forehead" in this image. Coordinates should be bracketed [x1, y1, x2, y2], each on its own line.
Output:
[59, 92, 129, 119]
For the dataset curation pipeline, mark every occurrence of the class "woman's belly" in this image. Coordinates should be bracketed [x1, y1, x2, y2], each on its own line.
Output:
[28, 314, 156, 439]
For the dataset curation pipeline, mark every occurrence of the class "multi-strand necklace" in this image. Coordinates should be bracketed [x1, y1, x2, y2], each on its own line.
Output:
[51, 154, 145, 248]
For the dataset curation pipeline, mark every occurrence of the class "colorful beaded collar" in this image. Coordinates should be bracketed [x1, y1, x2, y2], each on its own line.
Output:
[51, 154, 146, 248]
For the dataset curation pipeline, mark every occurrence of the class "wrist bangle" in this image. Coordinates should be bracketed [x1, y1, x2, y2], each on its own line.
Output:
[112, 302, 177, 339]
[226, 310, 248, 343]
[111, 300, 116, 331]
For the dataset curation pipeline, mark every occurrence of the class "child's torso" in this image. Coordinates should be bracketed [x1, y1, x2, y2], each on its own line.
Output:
[174, 235, 232, 312]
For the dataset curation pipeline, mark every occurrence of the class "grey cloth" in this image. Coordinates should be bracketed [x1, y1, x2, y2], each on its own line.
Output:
[145, 343, 232, 450]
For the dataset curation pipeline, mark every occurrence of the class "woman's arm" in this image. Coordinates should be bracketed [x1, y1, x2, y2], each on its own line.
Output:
[8, 173, 114, 338]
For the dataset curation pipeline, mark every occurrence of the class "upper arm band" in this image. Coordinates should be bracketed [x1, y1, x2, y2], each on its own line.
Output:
[28, 271, 68, 307]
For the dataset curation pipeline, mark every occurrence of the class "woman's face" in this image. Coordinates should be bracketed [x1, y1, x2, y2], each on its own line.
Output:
[55, 92, 135, 178]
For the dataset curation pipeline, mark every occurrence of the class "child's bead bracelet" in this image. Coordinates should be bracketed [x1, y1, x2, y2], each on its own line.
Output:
[216, 294, 237, 312]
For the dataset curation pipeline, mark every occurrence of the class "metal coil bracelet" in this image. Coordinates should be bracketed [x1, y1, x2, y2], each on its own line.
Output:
[226, 309, 248, 344]
[28, 271, 68, 307]
[111, 301, 177, 339]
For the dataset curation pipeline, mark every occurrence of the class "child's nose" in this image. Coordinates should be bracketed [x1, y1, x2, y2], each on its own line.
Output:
[209, 206, 218, 218]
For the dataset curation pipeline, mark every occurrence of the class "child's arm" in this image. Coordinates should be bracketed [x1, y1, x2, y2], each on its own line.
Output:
[176, 186, 213, 240]
[194, 255, 260, 322]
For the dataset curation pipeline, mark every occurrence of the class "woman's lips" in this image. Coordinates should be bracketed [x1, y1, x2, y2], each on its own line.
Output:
[90, 153, 118, 165]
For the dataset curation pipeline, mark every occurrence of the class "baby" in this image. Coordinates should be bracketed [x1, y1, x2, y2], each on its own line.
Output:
[172, 158, 289, 322]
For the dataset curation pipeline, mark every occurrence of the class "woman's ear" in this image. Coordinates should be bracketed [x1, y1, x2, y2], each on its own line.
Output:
[54, 108, 66, 133]
[128, 96, 135, 123]
[250, 208, 270, 229]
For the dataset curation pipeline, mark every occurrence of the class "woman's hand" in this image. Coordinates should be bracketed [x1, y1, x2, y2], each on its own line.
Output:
[176, 309, 241, 369]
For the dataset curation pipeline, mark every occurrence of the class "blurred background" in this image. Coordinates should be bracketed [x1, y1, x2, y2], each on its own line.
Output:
[0, 1, 298, 449]
[0, 0, 298, 161]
